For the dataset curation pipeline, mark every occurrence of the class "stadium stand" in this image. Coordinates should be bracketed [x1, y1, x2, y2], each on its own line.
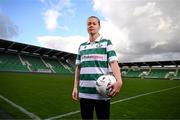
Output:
[174, 69, 180, 79]
[0, 52, 28, 72]
[119, 61, 180, 80]
[0, 39, 76, 74]
[21, 55, 50, 72]
[1, 39, 180, 80]
[145, 68, 176, 79]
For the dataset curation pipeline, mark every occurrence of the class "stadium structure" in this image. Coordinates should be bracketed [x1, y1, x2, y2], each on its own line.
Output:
[0, 39, 76, 74]
[0, 39, 180, 79]
[119, 60, 180, 80]
[0, 39, 180, 80]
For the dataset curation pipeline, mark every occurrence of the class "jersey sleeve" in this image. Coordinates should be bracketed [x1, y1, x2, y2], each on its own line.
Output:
[106, 40, 119, 62]
[75, 46, 81, 65]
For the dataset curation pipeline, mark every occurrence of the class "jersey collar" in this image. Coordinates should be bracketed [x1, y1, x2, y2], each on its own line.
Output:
[86, 35, 103, 44]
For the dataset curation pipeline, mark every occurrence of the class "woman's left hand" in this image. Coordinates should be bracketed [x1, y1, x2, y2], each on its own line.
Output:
[108, 80, 122, 97]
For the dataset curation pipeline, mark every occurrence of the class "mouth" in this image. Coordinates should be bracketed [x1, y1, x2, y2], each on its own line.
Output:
[89, 28, 94, 31]
[88, 27, 94, 30]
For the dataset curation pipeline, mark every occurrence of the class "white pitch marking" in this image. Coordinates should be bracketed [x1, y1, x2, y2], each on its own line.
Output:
[0, 95, 41, 120]
[111, 85, 180, 104]
[45, 110, 80, 120]
[46, 85, 180, 120]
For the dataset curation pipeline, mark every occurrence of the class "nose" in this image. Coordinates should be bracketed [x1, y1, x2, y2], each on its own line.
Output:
[89, 24, 93, 28]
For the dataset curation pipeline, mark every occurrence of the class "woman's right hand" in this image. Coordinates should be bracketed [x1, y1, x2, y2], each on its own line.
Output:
[72, 87, 78, 101]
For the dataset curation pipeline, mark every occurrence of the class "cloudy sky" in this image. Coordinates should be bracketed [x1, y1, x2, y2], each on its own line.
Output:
[0, 0, 180, 62]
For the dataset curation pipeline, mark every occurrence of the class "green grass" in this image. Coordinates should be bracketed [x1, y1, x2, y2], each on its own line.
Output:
[0, 72, 180, 119]
[110, 78, 180, 119]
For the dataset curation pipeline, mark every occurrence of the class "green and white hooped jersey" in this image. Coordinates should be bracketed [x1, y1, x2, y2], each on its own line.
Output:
[76, 36, 118, 100]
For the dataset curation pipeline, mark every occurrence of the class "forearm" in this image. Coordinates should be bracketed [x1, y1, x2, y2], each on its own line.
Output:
[73, 65, 80, 89]
[72, 65, 80, 100]
[108, 61, 123, 97]
[110, 61, 123, 85]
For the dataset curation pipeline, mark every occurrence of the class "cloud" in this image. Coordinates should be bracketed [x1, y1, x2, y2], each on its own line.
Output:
[43, 9, 61, 31]
[41, 0, 74, 31]
[37, 19, 129, 57]
[99, 20, 130, 60]
[37, 35, 87, 54]
[0, 11, 19, 39]
[92, 0, 180, 62]
[38, 0, 180, 63]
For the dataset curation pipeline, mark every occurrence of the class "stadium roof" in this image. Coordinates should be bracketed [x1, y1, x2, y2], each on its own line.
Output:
[0, 39, 76, 60]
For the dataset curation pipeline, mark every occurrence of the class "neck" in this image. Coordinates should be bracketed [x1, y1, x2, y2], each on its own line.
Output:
[89, 33, 100, 42]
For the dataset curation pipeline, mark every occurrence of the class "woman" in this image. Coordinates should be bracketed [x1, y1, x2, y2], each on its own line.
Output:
[72, 16, 123, 120]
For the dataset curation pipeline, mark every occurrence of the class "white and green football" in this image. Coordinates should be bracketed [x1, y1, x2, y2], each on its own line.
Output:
[96, 74, 116, 97]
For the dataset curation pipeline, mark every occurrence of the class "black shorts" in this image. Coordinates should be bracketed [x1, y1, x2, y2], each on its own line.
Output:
[80, 98, 110, 120]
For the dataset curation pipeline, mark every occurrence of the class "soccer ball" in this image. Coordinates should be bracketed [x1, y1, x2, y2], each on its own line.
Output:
[96, 74, 116, 97]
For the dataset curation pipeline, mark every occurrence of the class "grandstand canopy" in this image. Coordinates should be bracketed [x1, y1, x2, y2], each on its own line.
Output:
[0, 39, 76, 60]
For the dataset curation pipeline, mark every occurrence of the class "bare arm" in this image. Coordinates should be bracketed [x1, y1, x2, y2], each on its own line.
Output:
[108, 61, 123, 97]
[72, 65, 80, 101]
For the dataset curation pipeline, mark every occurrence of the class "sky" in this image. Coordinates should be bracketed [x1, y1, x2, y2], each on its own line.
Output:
[0, 0, 180, 62]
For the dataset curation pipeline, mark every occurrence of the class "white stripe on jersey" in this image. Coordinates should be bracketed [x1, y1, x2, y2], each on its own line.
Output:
[109, 56, 119, 62]
[79, 80, 96, 88]
[79, 93, 110, 100]
[80, 67, 109, 74]
[106, 44, 114, 52]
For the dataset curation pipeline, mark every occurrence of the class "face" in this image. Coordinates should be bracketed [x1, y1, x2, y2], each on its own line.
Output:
[87, 17, 100, 35]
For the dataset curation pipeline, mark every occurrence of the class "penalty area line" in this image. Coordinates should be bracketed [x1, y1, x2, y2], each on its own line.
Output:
[0, 95, 41, 120]
[46, 85, 180, 120]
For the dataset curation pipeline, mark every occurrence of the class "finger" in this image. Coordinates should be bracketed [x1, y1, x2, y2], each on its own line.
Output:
[109, 90, 115, 96]
[72, 93, 78, 101]
[107, 84, 113, 89]
[73, 96, 78, 101]
[112, 91, 117, 97]
[73, 97, 77, 101]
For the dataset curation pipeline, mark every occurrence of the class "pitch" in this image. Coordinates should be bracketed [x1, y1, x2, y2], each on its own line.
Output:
[0, 72, 180, 119]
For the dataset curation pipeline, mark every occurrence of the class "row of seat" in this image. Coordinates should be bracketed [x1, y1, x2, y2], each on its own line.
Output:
[121, 68, 180, 79]
[0, 52, 74, 74]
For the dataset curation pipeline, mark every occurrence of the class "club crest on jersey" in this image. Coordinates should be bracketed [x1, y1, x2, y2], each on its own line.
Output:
[96, 43, 102, 48]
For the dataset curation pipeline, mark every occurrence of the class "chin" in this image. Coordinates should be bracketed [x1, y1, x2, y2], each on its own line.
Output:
[89, 32, 96, 35]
